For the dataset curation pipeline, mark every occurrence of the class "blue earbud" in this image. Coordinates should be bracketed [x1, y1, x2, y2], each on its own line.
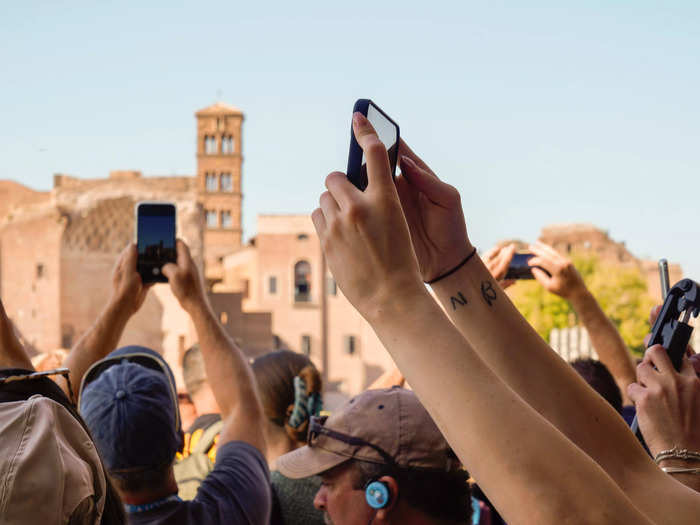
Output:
[365, 481, 390, 509]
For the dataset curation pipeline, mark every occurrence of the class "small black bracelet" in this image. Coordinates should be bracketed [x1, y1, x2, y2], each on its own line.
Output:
[425, 247, 478, 285]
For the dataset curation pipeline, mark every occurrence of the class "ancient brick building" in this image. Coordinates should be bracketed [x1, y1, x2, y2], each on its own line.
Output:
[538, 223, 683, 300]
[0, 103, 271, 387]
[220, 215, 396, 399]
[195, 103, 244, 281]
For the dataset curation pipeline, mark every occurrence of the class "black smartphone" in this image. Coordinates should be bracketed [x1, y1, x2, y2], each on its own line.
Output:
[505, 253, 536, 280]
[346, 99, 400, 191]
[136, 202, 177, 283]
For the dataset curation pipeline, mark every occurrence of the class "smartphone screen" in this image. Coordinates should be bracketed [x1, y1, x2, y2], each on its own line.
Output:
[505, 253, 536, 280]
[137, 203, 176, 283]
[347, 99, 400, 191]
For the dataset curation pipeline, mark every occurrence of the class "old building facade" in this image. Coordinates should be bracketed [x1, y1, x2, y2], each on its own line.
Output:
[2, 104, 687, 398]
[538, 223, 683, 300]
[220, 215, 395, 398]
[0, 103, 270, 388]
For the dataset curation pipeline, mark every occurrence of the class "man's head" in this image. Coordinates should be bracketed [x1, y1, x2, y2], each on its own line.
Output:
[182, 343, 219, 416]
[570, 358, 623, 413]
[79, 346, 183, 495]
[277, 388, 471, 525]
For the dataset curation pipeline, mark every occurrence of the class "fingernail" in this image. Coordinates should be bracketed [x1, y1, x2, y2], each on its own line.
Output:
[353, 112, 365, 127]
[401, 156, 416, 168]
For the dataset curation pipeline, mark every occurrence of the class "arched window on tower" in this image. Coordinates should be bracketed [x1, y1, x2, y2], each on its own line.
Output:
[294, 260, 311, 303]
[221, 135, 234, 154]
[204, 136, 217, 154]
[205, 172, 218, 192]
[221, 210, 232, 229]
[220, 173, 233, 192]
[206, 209, 218, 228]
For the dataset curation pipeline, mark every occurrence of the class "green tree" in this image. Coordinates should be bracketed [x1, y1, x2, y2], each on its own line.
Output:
[508, 252, 656, 356]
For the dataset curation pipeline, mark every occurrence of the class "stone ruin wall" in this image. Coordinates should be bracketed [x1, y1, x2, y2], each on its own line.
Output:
[537, 223, 683, 299]
[0, 175, 205, 363]
[56, 175, 205, 363]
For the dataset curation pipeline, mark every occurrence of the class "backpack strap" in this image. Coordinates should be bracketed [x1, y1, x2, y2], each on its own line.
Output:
[191, 418, 224, 456]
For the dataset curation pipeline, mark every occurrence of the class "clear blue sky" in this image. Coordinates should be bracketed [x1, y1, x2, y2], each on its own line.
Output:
[2, 1, 699, 284]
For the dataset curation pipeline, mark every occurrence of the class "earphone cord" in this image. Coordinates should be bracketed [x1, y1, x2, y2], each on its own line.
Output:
[367, 510, 377, 525]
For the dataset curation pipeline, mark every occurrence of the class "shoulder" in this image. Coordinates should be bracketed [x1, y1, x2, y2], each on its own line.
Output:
[270, 471, 325, 525]
[190, 441, 271, 523]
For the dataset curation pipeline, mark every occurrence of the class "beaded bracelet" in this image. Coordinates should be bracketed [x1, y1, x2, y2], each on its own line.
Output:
[654, 446, 700, 464]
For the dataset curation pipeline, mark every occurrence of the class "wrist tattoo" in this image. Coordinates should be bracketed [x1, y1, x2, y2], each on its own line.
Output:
[481, 281, 497, 307]
[450, 291, 468, 310]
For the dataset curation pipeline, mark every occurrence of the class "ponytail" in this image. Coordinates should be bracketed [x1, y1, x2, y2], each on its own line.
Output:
[284, 365, 323, 443]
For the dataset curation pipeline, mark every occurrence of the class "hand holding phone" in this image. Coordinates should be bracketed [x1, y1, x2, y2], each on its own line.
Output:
[136, 202, 177, 283]
[346, 99, 400, 191]
[505, 253, 537, 280]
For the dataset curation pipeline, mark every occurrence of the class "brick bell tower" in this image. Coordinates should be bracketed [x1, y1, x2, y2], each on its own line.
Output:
[196, 102, 244, 282]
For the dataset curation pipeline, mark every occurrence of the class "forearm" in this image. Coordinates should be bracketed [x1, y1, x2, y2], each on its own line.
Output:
[0, 299, 32, 370]
[431, 256, 653, 485]
[569, 289, 636, 405]
[61, 299, 131, 398]
[657, 459, 700, 493]
[188, 299, 265, 449]
[366, 289, 652, 525]
[367, 365, 405, 390]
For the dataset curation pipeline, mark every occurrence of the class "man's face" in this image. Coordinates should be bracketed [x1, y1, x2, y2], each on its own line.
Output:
[314, 462, 375, 525]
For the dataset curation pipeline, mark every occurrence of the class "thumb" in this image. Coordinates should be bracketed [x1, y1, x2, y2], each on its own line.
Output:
[627, 382, 645, 405]
[399, 156, 456, 206]
[352, 112, 394, 192]
[161, 263, 178, 281]
[680, 354, 697, 378]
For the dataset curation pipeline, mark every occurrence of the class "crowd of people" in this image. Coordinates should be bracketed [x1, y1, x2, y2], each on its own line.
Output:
[1, 112, 700, 524]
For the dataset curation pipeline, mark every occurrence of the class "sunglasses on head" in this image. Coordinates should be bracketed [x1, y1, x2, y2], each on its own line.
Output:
[307, 415, 396, 466]
[0, 367, 75, 405]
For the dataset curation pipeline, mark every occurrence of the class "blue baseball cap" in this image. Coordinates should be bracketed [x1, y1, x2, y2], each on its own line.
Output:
[78, 346, 183, 476]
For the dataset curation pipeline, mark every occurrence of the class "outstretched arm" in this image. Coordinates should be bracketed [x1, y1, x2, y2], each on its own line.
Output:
[60, 244, 151, 399]
[630, 346, 700, 493]
[628, 306, 700, 493]
[367, 365, 405, 390]
[162, 241, 266, 453]
[396, 140, 700, 523]
[0, 298, 33, 370]
[313, 113, 655, 525]
[527, 241, 637, 405]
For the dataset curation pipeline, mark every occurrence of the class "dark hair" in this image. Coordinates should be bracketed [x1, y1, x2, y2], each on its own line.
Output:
[182, 344, 206, 397]
[251, 350, 322, 443]
[351, 460, 472, 523]
[109, 464, 172, 494]
[570, 358, 622, 413]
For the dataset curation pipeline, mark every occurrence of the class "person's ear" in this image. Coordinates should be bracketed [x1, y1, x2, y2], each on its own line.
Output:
[374, 476, 399, 522]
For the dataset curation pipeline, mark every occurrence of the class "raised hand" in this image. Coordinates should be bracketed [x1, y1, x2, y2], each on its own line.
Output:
[395, 141, 473, 282]
[312, 113, 426, 319]
[528, 242, 586, 300]
[161, 240, 207, 313]
[111, 243, 152, 316]
[628, 345, 700, 460]
[483, 243, 517, 289]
